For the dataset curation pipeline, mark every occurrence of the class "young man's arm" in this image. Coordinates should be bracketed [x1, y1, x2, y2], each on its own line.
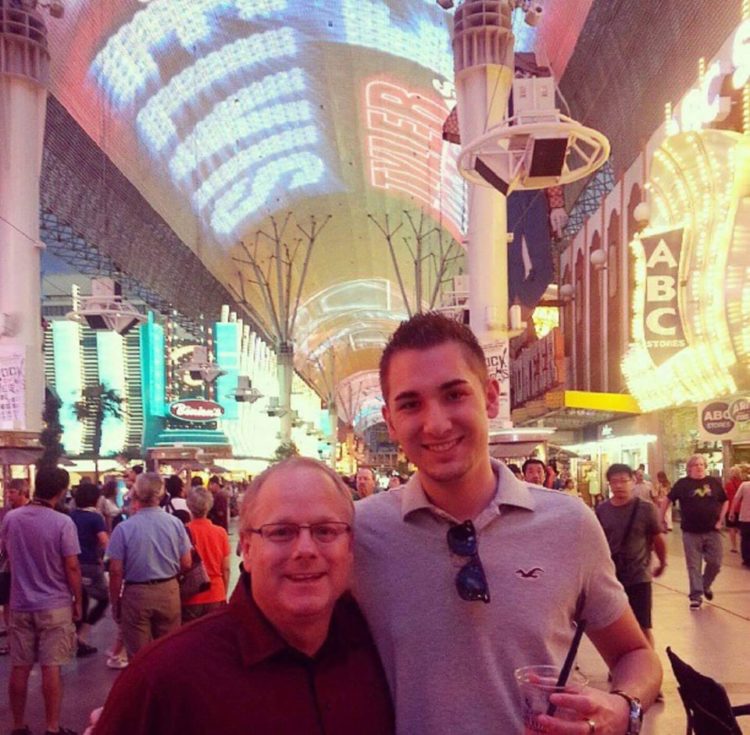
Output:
[651, 532, 667, 577]
[541, 609, 661, 735]
[64, 554, 83, 622]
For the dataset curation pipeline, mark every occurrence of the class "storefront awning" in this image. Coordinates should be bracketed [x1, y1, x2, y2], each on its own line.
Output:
[513, 390, 641, 431]
[0, 447, 43, 465]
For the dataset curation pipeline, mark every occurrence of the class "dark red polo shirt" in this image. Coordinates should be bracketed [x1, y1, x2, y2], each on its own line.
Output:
[94, 577, 394, 735]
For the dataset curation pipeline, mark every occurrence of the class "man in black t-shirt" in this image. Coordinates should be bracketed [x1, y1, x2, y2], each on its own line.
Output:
[664, 455, 728, 609]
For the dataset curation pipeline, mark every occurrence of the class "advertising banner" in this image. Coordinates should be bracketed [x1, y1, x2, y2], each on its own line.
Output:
[483, 339, 511, 430]
[640, 228, 687, 366]
[697, 396, 750, 442]
[0, 346, 25, 429]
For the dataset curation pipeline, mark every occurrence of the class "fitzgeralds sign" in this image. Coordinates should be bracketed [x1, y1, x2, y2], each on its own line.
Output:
[169, 400, 224, 423]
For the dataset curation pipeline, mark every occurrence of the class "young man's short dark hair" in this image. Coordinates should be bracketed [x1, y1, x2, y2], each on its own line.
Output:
[165, 475, 184, 498]
[190, 476, 204, 487]
[208, 475, 222, 487]
[522, 458, 546, 475]
[132, 464, 144, 475]
[34, 467, 70, 500]
[606, 463, 633, 481]
[379, 312, 488, 401]
[75, 482, 101, 509]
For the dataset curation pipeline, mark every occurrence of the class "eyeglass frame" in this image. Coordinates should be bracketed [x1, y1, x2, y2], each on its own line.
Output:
[247, 521, 352, 544]
[446, 520, 491, 604]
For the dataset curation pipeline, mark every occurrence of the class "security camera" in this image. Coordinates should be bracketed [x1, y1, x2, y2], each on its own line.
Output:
[436, 0, 454, 8]
[232, 376, 263, 404]
[66, 278, 146, 336]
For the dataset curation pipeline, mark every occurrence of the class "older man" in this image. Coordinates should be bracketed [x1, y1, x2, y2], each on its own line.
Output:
[664, 455, 728, 609]
[107, 473, 192, 657]
[93, 457, 394, 735]
[355, 466, 377, 499]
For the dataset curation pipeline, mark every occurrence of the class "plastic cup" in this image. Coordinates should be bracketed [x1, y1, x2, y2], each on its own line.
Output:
[515, 665, 588, 733]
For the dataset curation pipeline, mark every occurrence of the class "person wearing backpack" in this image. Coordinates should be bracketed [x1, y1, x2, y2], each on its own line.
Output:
[595, 463, 667, 650]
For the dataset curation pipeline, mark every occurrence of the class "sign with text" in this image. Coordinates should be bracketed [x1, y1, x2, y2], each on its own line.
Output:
[0, 346, 25, 429]
[641, 228, 687, 366]
[484, 339, 511, 429]
[169, 399, 224, 423]
[511, 329, 564, 408]
[698, 396, 750, 442]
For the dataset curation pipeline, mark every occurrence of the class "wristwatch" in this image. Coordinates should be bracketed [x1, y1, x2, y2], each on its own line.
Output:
[610, 690, 643, 734]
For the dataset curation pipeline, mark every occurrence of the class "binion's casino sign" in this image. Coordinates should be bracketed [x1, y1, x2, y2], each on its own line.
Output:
[169, 400, 225, 423]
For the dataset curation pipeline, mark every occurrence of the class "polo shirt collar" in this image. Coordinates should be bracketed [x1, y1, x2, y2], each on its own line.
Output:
[400, 457, 536, 521]
[229, 574, 370, 668]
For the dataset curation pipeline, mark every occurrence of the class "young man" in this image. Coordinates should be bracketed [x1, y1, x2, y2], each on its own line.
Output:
[522, 457, 547, 486]
[596, 464, 667, 647]
[93, 458, 393, 735]
[663, 455, 728, 609]
[1, 468, 82, 735]
[354, 312, 661, 735]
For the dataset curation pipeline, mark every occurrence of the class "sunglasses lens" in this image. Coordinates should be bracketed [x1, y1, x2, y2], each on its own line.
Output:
[456, 558, 490, 603]
[447, 520, 478, 556]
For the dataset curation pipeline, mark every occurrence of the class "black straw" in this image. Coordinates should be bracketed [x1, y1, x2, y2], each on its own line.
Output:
[546, 620, 587, 717]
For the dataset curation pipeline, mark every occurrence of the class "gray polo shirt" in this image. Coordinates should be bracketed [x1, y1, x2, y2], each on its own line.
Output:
[353, 460, 627, 735]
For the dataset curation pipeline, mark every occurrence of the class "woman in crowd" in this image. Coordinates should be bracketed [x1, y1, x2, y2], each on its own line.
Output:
[70, 482, 109, 656]
[654, 471, 673, 531]
[97, 478, 122, 532]
[181, 486, 231, 622]
[724, 465, 744, 554]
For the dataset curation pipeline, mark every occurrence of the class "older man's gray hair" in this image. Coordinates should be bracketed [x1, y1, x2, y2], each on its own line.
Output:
[187, 486, 214, 518]
[133, 472, 165, 506]
[239, 456, 354, 535]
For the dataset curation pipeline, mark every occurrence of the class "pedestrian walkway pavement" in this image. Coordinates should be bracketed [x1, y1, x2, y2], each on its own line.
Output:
[1, 523, 749, 733]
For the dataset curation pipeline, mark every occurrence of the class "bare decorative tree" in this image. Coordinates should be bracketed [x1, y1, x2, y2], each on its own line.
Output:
[230, 213, 332, 443]
[368, 209, 464, 316]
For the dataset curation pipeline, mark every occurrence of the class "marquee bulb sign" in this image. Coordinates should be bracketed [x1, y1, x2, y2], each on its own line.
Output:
[622, 128, 750, 411]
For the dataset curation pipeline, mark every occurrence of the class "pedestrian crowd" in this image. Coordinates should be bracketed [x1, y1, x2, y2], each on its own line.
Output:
[1, 311, 746, 735]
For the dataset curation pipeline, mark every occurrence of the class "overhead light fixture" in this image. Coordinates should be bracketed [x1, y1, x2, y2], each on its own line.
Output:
[66, 278, 146, 336]
[231, 375, 263, 403]
[183, 346, 226, 384]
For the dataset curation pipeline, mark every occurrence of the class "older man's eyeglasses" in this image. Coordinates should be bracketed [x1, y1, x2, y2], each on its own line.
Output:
[447, 520, 490, 603]
[249, 522, 351, 544]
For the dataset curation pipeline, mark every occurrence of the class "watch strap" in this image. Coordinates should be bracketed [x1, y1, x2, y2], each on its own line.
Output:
[610, 689, 643, 734]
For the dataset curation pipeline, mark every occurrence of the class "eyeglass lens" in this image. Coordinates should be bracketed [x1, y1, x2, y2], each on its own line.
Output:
[447, 521, 490, 604]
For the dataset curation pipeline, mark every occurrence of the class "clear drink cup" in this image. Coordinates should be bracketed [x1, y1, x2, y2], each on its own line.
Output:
[515, 665, 588, 733]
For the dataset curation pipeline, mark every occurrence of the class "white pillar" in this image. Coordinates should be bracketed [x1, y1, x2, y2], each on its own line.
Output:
[0, 4, 49, 433]
[453, 0, 515, 427]
[328, 403, 338, 469]
[276, 344, 293, 445]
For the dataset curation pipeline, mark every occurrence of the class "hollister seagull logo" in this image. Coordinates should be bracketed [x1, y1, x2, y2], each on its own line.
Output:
[516, 567, 544, 579]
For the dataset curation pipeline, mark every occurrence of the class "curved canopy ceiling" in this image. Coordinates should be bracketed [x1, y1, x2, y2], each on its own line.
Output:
[42, 0, 587, 423]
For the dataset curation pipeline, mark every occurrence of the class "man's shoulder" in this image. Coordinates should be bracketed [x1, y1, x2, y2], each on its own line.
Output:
[355, 488, 402, 523]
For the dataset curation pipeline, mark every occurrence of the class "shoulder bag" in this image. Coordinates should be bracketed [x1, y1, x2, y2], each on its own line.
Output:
[178, 528, 211, 601]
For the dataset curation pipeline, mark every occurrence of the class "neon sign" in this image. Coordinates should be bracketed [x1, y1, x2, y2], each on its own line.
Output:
[671, 19, 750, 134]
[364, 79, 465, 238]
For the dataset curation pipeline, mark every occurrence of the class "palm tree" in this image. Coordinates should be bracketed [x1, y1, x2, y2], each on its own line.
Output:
[74, 384, 124, 483]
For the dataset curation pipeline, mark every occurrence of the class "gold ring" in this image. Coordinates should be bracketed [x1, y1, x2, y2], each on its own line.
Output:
[586, 720, 596, 734]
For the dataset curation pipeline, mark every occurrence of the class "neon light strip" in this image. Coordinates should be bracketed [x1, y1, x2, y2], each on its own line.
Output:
[91, 0, 288, 107]
[171, 100, 312, 182]
[194, 125, 318, 210]
[211, 152, 325, 236]
[136, 29, 298, 152]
